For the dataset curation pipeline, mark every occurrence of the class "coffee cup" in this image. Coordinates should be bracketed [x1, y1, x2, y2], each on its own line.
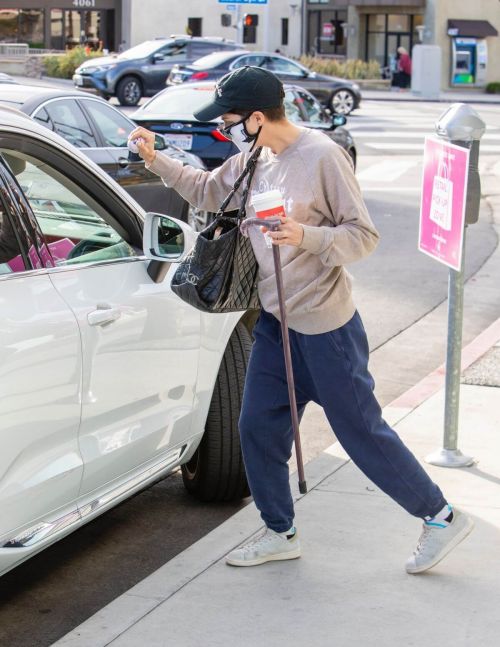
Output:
[250, 190, 286, 220]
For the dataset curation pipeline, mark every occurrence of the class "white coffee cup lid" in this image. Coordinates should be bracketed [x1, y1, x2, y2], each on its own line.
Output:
[250, 190, 283, 208]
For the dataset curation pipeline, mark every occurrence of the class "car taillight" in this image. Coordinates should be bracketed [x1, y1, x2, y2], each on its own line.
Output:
[191, 71, 209, 80]
[211, 129, 230, 142]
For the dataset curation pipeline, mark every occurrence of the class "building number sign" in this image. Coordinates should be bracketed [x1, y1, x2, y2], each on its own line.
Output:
[72, 0, 97, 8]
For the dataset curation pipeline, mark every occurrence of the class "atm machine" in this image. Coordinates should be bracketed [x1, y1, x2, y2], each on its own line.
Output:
[450, 38, 487, 87]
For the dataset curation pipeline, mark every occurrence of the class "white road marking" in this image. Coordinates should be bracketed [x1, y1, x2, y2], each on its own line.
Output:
[364, 143, 500, 152]
[352, 131, 500, 139]
[356, 159, 418, 182]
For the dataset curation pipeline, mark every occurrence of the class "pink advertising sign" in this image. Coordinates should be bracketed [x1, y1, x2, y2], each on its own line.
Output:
[419, 137, 470, 271]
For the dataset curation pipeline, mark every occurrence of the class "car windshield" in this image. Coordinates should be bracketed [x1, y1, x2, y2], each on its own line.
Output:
[191, 51, 237, 70]
[118, 40, 171, 60]
[141, 86, 218, 119]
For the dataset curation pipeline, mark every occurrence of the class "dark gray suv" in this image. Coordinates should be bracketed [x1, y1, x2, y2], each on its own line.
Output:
[73, 36, 240, 106]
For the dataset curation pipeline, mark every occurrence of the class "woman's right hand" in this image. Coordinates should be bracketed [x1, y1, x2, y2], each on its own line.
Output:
[128, 126, 157, 165]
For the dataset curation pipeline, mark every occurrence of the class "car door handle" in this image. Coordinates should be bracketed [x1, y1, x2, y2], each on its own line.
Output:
[87, 305, 122, 327]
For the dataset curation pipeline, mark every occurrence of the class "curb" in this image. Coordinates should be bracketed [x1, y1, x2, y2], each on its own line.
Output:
[384, 316, 500, 427]
[51, 316, 500, 647]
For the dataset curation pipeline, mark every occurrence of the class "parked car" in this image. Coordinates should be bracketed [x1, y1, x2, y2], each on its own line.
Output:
[0, 105, 253, 577]
[73, 36, 241, 106]
[167, 50, 362, 115]
[0, 73, 18, 84]
[131, 81, 357, 170]
[0, 84, 211, 230]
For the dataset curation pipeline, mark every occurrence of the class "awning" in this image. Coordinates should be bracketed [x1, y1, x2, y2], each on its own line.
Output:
[447, 20, 498, 38]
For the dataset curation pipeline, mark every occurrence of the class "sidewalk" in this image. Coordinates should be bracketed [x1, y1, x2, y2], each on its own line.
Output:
[52, 319, 500, 647]
[362, 87, 500, 104]
[10, 75, 500, 105]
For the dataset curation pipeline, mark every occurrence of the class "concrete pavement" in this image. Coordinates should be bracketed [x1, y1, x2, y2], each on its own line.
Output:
[52, 318, 500, 647]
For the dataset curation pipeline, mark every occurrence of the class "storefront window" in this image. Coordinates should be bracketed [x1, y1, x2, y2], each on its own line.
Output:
[307, 9, 347, 56]
[387, 15, 410, 33]
[50, 9, 63, 50]
[0, 9, 44, 47]
[365, 13, 423, 68]
[367, 32, 385, 67]
[368, 14, 386, 33]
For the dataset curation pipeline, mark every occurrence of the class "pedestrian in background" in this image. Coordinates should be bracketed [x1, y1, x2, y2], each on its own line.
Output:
[128, 66, 473, 575]
[396, 46, 412, 89]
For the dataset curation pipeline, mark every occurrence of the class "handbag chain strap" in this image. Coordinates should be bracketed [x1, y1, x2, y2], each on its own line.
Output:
[215, 146, 262, 221]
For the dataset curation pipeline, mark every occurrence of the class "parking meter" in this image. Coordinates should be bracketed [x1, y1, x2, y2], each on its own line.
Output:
[436, 104, 486, 224]
[426, 104, 486, 468]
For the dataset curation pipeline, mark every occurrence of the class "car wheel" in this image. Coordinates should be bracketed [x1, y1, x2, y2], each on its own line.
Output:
[330, 89, 355, 115]
[181, 322, 252, 502]
[187, 204, 213, 232]
[116, 76, 143, 106]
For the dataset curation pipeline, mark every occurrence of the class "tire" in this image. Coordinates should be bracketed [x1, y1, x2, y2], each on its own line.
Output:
[116, 75, 143, 106]
[330, 89, 355, 115]
[182, 322, 253, 502]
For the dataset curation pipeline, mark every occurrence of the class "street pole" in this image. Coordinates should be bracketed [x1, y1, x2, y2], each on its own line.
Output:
[236, 5, 243, 46]
[426, 104, 486, 468]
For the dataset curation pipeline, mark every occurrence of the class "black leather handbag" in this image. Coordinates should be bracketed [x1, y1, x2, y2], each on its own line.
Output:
[171, 148, 262, 313]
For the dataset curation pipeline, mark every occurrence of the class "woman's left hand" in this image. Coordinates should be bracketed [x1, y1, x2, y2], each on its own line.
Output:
[260, 216, 304, 247]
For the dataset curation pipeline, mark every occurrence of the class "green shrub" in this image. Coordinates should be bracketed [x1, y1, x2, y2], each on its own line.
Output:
[485, 82, 500, 94]
[43, 46, 104, 79]
[298, 56, 381, 80]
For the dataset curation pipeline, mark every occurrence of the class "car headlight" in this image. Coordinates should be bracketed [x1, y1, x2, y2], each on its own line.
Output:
[351, 83, 360, 93]
[81, 64, 117, 74]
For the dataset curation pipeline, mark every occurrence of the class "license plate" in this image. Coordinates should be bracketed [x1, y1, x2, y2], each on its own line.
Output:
[73, 74, 84, 86]
[165, 134, 193, 150]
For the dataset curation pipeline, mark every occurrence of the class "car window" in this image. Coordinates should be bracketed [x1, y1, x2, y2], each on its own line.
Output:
[232, 54, 266, 69]
[263, 57, 305, 77]
[157, 41, 187, 60]
[81, 99, 134, 147]
[34, 100, 98, 148]
[296, 90, 327, 124]
[191, 51, 241, 70]
[190, 42, 218, 58]
[3, 151, 137, 267]
[0, 207, 26, 274]
[283, 90, 303, 124]
[142, 85, 217, 118]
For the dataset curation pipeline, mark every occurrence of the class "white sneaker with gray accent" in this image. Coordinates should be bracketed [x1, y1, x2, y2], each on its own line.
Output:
[406, 508, 474, 574]
[226, 528, 301, 567]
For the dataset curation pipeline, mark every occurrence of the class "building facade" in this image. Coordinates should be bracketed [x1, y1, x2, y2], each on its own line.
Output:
[304, 0, 499, 89]
[0, 1, 122, 51]
[0, 1, 498, 90]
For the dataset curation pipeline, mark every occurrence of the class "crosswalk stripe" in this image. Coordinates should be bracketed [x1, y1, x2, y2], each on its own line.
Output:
[356, 159, 418, 182]
[352, 131, 500, 139]
[364, 143, 500, 152]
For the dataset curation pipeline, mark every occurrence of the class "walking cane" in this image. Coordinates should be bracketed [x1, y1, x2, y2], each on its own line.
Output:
[241, 217, 307, 494]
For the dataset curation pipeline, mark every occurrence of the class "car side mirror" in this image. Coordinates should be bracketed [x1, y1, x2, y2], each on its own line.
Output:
[143, 212, 197, 259]
[330, 114, 347, 129]
[153, 53, 166, 63]
[143, 213, 197, 282]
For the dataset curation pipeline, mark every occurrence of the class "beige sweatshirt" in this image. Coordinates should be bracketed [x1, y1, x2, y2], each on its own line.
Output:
[147, 127, 379, 334]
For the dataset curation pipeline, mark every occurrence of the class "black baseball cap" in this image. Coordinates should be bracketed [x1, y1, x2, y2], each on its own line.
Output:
[193, 66, 284, 121]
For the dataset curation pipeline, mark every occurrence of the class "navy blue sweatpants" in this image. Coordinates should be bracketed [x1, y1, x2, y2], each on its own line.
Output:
[239, 309, 447, 533]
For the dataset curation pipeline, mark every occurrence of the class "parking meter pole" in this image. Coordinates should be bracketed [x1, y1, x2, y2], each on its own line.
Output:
[426, 104, 485, 468]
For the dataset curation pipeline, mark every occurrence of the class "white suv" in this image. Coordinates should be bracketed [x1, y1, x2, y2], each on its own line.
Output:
[0, 107, 253, 577]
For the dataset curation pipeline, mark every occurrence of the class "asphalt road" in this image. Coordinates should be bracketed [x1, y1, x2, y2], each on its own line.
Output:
[1, 96, 499, 647]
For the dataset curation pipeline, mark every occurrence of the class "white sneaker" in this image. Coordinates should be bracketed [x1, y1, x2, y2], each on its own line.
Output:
[406, 508, 474, 574]
[226, 528, 301, 567]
